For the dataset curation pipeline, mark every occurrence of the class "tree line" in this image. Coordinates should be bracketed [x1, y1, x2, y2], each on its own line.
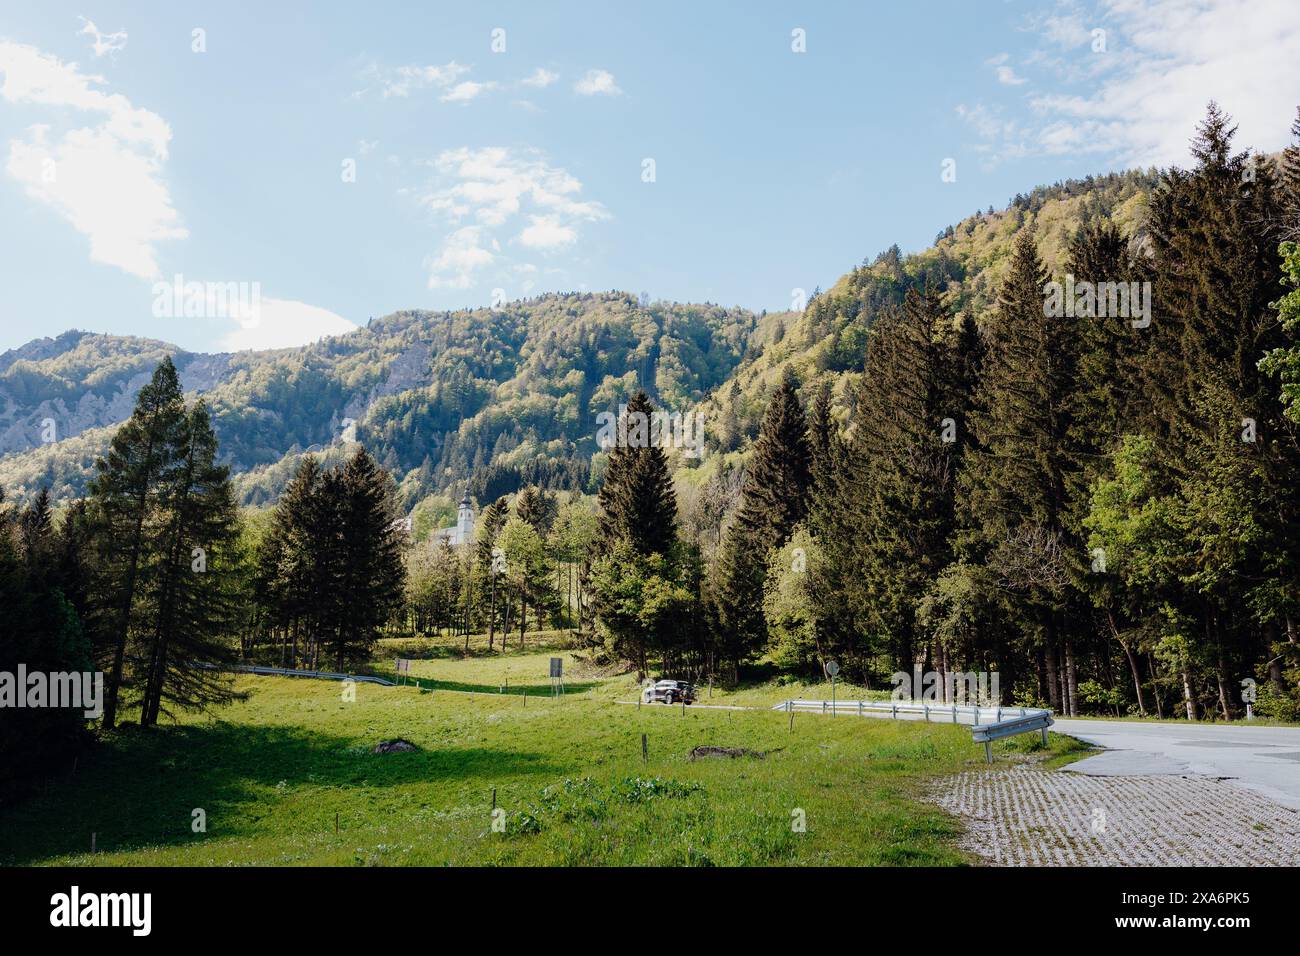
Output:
[676, 106, 1299, 720]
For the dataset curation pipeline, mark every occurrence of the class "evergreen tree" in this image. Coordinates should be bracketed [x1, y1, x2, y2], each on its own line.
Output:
[136, 401, 241, 726]
[330, 449, 405, 668]
[714, 373, 812, 672]
[595, 391, 677, 558]
[853, 287, 971, 676]
[961, 229, 1086, 711]
[87, 357, 187, 728]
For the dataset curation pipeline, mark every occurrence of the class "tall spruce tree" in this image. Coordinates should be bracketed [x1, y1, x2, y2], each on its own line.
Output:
[851, 287, 972, 676]
[331, 449, 405, 668]
[961, 229, 1086, 712]
[136, 401, 241, 726]
[714, 373, 812, 672]
[596, 391, 678, 558]
[87, 356, 188, 728]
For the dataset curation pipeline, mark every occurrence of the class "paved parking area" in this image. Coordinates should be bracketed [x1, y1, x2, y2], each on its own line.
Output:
[1050, 718, 1300, 810]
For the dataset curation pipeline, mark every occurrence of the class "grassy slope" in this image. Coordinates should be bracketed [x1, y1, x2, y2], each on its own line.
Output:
[0, 636, 1083, 867]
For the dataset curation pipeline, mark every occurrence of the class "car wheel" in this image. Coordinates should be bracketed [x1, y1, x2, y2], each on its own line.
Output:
[664, 692, 674, 705]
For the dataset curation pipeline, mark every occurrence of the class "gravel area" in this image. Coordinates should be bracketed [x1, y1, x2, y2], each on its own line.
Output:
[932, 763, 1300, 866]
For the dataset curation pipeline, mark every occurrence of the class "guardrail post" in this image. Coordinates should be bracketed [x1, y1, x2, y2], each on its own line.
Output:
[858, 701, 863, 717]
[822, 701, 827, 715]
[952, 704, 957, 724]
[974, 706, 980, 726]
[996, 706, 1002, 723]
[984, 741, 992, 764]
[1040, 727, 1049, 747]
[923, 705, 929, 722]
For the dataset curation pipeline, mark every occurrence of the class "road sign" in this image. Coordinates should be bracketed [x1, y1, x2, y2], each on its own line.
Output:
[826, 661, 839, 677]
[549, 657, 563, 678]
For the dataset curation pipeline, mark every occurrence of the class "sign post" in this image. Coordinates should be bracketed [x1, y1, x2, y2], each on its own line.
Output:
[826, 660, 840, 715]
[549, 657, 564, 698]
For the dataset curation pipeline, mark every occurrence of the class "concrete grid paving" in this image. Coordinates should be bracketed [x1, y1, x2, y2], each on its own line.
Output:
[932, 763, 1300, 866]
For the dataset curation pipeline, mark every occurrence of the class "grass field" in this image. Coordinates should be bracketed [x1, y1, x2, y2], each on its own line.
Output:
[0, 635, 1086, 867]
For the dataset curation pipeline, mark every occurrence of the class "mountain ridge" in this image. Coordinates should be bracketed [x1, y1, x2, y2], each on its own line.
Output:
[0, 166, 1163, 510]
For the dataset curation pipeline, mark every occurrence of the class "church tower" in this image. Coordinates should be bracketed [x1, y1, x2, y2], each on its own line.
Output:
[456, 492, 474, 545]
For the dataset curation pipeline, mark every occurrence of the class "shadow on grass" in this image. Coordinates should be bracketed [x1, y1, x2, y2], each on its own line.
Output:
[373, 636, 577, 662]
[392, 675, 599, 697]
[0, 721, 562, 865]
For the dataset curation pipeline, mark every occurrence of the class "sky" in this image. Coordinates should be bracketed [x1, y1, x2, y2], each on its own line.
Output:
[1, 0, 1298, 354]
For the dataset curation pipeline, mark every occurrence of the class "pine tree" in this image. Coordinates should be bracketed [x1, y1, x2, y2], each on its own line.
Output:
[136, 401, 241, 725]
[852, 287, 971, 675]
[87, 356, 188, 728]
[331, 449, 405, 669]
[596, 391, 677, 558]
[474, 495, 510, 650]
[714, 373, 812, 672]
[961, 229, 1085, 711]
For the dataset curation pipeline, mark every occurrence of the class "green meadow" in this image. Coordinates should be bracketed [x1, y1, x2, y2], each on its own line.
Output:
[0, 636, 1084, 867]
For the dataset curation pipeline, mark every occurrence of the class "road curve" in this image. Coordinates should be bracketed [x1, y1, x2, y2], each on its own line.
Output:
[1051, 718, 1300, 810]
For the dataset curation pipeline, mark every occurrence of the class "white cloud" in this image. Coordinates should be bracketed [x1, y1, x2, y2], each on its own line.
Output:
[986, 53, 1026, 86]
[441, 80, 496, 103]
[0, 39, 184, 278]
[219, 298, 358, 351]
[518, 215, 576, 250]
[415, 147, 608, 289]
[358, 61, 471, 99]
[78, 18, 127, 58]
[424, 225, 496, 289]
[574, 69, 621, 96]
[963, 0, 1300, 168]
[521, 67, 558, 88]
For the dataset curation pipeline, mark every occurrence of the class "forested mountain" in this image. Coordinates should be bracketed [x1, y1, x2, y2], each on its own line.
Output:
[1, 170, 1161, 518]
[6, 105, 1300, 784]
[0, 294, 759, 508]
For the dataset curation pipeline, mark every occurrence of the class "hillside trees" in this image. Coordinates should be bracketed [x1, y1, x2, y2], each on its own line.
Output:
[254, 448, 405, 669]
[713, 373, 812, 673]
[86, 357, 188, 728]
[589, 391, 695, 677]
[135, 401, 241, 726]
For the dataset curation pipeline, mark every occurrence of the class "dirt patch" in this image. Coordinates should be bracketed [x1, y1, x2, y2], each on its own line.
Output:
[372, 738, 420, 754]
[568, 655, 633, 679]
[932, 762, 1300, 866]
[689, 746, 779, 760]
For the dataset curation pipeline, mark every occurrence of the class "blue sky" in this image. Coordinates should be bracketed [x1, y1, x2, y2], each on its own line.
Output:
[1, 0, 1297, 354]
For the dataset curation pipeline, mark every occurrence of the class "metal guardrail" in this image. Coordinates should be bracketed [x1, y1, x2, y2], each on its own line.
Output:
[775, 698, 1053, 762]
[199, 663, 396, 686]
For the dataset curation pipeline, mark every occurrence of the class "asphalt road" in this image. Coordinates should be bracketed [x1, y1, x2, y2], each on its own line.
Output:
[1051, 718, 1300, 810]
